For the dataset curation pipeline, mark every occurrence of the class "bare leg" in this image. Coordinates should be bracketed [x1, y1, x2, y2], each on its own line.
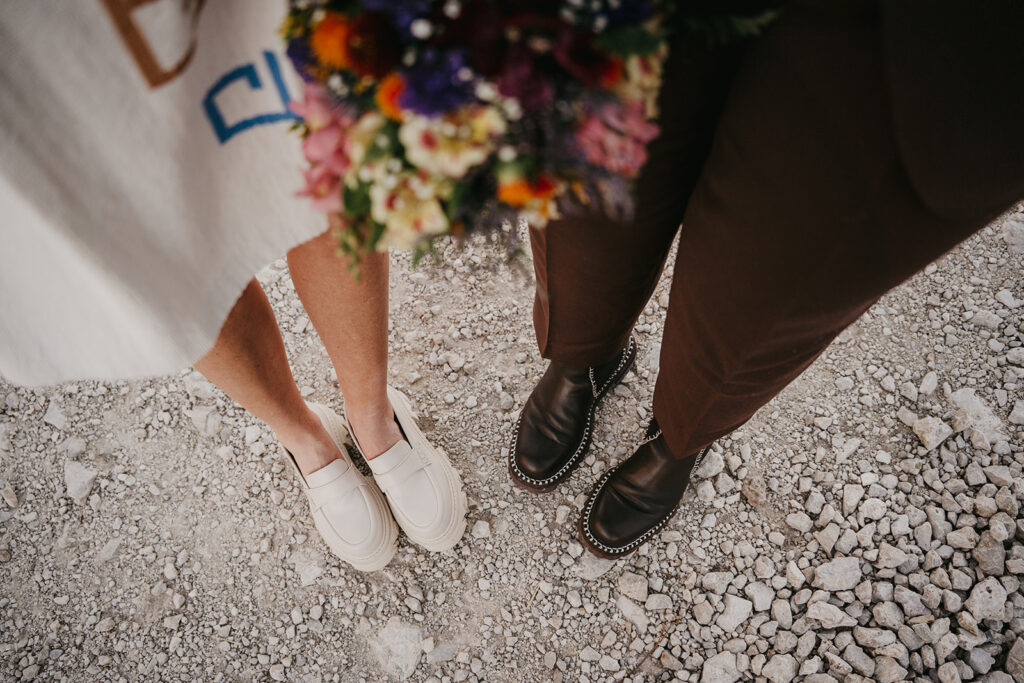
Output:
[194, 278, 342, 475]
[287, 230, 402, 459]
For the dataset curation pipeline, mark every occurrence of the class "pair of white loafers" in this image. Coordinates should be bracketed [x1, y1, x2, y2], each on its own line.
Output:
[282, 387, 467, 571]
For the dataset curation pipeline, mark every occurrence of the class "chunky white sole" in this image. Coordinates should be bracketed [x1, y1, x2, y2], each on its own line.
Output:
[284, 403, 398, 572]
[388, 388, 468, 552]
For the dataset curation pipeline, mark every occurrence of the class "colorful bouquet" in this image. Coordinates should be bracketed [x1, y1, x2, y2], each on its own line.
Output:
[282, 0, 674, 260]
[283, 2, 775, 262]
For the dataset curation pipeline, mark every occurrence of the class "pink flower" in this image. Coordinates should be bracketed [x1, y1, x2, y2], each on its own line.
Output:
[604, 101, 659, 143]
[290, 83, 362, 214]
[298, 162, 342, 213]
[289, 83, 336, 131]
[302, 125, 342, 162]
[577, 100, 660, 177]
[302, 127, 351, 178]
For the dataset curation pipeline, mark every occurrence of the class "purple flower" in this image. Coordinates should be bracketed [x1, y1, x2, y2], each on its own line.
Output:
[398, 49, 475, 117]
[286, 37, 317, 83]
[361, 0, 433, 37]
[603, 3, 654, 26]
[496, 45, 554, 110]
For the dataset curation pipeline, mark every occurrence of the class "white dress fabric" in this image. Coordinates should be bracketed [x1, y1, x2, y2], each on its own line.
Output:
[0, 1, 322, 386]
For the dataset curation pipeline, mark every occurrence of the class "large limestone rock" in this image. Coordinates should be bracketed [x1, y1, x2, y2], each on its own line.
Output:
[813, 557, 862, 591]
[371, 617, 422, 680]
[701, 652, 741, 683]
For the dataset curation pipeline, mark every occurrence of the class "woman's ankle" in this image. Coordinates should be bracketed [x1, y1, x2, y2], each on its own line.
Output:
[276, 412, 342, 476]
[346, 403, 402, 460]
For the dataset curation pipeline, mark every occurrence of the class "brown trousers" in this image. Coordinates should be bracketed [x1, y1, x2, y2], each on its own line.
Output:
[530, 5, 1007, 459]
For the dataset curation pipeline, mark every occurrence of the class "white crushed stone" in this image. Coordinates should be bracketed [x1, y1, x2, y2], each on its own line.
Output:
[0, 216, 1022, 680]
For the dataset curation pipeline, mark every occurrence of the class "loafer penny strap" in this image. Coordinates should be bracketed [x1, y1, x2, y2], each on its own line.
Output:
[369, 440, 430, 490]
[304, 470, 365, 512]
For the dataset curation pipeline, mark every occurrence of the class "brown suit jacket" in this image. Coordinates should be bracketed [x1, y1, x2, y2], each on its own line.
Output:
[684, 0, 1024, 223]
[883, 1, 1024, 223]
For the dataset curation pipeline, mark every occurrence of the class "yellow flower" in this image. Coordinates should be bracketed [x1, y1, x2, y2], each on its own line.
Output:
[342, 112, 386, 183]
[614, 44, 668, 118]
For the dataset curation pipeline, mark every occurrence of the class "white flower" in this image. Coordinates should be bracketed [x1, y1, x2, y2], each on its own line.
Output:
[369, 169, 451, 250]
[398, 106, 506, 178]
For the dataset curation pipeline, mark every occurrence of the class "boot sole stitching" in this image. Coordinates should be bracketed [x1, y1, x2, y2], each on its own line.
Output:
[579, 444, 711, 556]
[507, 337, 638, 491]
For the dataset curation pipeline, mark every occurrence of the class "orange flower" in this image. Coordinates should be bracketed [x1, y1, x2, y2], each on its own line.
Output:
[498, 175, 557, 207]
[497, 179, 533, 207]
[375, 73, 405, 120]
[310, 13, 352, 70]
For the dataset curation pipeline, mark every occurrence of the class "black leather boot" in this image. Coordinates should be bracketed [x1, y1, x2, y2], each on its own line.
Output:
[577, 420, 711, 558]
[508, 336, 637, 492]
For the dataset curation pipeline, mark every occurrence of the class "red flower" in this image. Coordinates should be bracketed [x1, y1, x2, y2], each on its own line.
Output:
[553, 28, 617, 88]
[600, 57, 624, 88]
[346, 12, 402, 79]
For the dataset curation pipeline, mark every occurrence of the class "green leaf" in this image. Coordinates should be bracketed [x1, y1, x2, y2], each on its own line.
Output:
[411, 240, 438, 269]
[677, 10, 778, 48]
[445, 180, 470, 221]
[342, 183, 371, 220]
[364, 120, 401, 163]
[496, 156, 538, 183]
[365, 220, 386, 252]
[596, 26, 664, 56]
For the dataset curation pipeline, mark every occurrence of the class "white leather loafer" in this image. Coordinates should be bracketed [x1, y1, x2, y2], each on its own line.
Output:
[281, 402, 398, 571]
[346, 387, 468, 552]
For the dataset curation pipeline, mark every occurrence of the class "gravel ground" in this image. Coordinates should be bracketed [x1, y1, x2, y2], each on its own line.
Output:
[1, 210, 1023, 683]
